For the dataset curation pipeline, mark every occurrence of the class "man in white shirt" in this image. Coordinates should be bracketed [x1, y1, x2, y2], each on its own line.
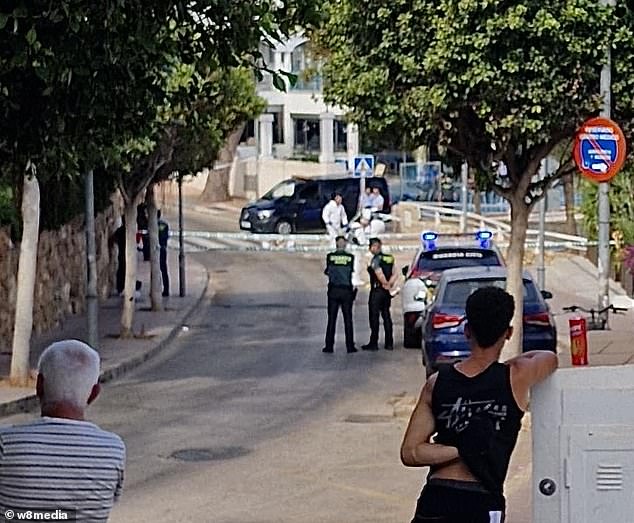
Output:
[322, 192, 348, 242]
[370, 187, 384, 210]
[0, 340, 125, 522]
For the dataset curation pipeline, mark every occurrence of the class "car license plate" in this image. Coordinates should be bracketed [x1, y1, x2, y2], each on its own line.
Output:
[240, 220, 251, 229]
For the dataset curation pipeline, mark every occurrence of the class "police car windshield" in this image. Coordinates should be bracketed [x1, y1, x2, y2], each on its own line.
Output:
[443, 278, 537, 305]
[416, 249, 501, 272]
[262, 180, 296, 200]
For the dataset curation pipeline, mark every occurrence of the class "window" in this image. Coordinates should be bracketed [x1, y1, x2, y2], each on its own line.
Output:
[262, 180, 296, 200]
[293, 118, 320, 152]
[416, 249, 502, 272]
[240, 120, 256, 144]
[297, 184, 319, 202]
[334, 120, 347, 152]
[272, 111, 284, 144]
[443, 279, 536, 305]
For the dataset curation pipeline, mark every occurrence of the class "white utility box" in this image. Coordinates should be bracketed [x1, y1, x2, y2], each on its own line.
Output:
[532, 366, 634, 523]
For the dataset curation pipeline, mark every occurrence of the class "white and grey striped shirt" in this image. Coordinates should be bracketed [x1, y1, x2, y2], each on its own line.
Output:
[0, 417, 125, 522]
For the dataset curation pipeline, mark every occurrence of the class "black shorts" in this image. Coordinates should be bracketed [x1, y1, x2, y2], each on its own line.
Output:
[411, 479, 505, 523]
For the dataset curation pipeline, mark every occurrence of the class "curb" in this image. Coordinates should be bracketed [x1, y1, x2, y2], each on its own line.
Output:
[0, 265, 211, 418]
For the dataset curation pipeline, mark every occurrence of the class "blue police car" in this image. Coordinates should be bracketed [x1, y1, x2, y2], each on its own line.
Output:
[420, 266, 556, 376]
[401, 231, 505, 348]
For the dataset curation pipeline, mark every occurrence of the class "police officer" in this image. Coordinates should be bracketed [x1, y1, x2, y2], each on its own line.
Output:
[158, 210, 170, 297]
[362, 237, 397, 351]
[322, 235, 357, 354]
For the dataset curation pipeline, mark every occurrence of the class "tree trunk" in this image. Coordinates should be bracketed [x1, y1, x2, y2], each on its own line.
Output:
[11, 173, 40, 386]
[201, 126, 245, 203]
[145, 184, 163, 311]
[503, 198, 530, 360]
[473, 189, 482, 215]
[563, 172, 577, 235]
[120, 200, 140, 338]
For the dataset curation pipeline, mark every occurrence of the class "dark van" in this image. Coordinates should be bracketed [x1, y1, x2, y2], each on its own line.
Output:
[239, 176, 391, 234]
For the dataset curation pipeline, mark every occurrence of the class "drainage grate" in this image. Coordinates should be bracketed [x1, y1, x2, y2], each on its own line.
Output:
[170, 446, 250, 462]
[344, 414, 394, 424]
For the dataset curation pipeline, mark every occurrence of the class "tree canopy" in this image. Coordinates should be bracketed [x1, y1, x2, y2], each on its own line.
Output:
[316, 0, 634, 354]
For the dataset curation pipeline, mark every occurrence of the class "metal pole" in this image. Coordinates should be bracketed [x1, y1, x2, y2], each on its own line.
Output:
[178, 172, 186, 297]
[598, 0, 615, 320]
[460, 162, 468, 232]
[537, 160, 547, 291]
[84, 169, 99, 350]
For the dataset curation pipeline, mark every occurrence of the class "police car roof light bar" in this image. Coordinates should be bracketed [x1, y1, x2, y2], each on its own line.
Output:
[475, 230, 493, 248]
[421, 231, 438, 251]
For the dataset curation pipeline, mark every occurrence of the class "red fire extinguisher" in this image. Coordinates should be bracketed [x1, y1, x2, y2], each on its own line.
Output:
[568, 316, 588, 366]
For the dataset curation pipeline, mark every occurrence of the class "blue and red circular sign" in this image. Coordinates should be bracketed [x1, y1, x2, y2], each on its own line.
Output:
[573, 117, 626, 183]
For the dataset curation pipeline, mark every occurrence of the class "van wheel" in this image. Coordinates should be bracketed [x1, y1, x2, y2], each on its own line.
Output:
[275, 220, 293, 235]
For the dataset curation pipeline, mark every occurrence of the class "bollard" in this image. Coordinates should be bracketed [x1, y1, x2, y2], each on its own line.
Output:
[568, 316, 588, 366]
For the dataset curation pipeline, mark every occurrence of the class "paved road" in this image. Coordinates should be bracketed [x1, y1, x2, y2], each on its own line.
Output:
[2, 248, 429, 522]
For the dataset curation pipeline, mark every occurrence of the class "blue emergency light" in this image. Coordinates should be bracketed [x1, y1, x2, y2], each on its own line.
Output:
[421, 231, 438, 251]
[475, 230, 493, 248]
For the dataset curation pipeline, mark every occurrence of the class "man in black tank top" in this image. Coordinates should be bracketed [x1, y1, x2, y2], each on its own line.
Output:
[400, 287, 558, 523]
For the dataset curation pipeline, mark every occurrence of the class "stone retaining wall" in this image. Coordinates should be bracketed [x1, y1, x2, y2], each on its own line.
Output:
[0, 202, 121, 352]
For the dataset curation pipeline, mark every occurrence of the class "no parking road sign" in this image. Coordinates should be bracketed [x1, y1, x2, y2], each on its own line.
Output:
[573, 116, 626, 183]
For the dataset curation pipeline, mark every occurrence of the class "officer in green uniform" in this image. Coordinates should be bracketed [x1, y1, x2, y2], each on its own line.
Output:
[322, 235, 357, 353]
[362, 237, 397, 351]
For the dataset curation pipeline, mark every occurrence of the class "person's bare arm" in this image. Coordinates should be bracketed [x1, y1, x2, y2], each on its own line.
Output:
[507, 350, 558, 410]
[401, 373, 460, 467]
[373, 267, 391, 289]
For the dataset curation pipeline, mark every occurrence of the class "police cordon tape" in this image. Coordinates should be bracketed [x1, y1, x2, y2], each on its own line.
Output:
[169, 231, 601, 254]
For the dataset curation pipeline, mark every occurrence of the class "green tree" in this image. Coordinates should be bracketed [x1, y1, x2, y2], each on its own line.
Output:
[317, 0, 634, 355]
[116, 65, 265, 330]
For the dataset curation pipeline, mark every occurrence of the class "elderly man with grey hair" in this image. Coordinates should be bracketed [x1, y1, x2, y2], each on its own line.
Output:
[0, 339, 125, 522]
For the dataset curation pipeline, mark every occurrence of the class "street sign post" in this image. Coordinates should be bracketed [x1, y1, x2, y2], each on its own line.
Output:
[573, 116, 626, 183]
[353, 155, 374, 178]
[354, 155, 374, 211]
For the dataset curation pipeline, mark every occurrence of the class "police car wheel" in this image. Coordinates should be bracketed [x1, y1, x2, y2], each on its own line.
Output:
[275, 220, 293, 235]
[403, 325, 422, 349]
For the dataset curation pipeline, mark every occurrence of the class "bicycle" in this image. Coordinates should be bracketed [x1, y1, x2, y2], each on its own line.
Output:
[561, 304, 628, 331]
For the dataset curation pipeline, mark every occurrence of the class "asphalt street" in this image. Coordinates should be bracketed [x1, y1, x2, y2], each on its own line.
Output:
[1, 242, 429, 522]
[0, 203, 551, 522]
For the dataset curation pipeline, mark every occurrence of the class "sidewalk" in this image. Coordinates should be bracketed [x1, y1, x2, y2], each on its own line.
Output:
[0, 251, 209, 416]
[540, 253, 634, 367]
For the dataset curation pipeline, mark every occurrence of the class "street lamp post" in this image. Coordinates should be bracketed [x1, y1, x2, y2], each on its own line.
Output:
[178, 172, 186, 297]
[598, 0, 615, 321]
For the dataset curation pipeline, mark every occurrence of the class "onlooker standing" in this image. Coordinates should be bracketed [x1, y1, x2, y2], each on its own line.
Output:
[0, 340, 126, 522]
[322, 235, 357, 354]
[362, 237, 397, 351]
[112, 217, 126, 295]
[321, 192, 348, 242]
[158, 210, 170, 297]
[401, 287, 557, 522]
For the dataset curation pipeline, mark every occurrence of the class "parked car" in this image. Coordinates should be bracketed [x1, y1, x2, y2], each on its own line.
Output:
[420, 266, 556, 376]
[401, 231, 505, 348]
[239, 176, 391, 234]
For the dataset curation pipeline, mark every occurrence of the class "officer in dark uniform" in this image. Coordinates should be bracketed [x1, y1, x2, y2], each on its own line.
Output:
[362, 237, 396, 351]
[158, 210, 170, 297]
[322, 235, 357, 354]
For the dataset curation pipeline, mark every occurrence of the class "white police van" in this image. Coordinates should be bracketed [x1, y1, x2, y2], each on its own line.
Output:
[400, 231, 504, 348]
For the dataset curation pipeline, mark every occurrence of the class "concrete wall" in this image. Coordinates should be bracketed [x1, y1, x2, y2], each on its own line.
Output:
[0, 201, 121, 352]
[232, 158, 347, 199]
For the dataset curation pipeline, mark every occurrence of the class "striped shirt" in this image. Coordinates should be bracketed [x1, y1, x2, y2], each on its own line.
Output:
[0, 417, 125, 522]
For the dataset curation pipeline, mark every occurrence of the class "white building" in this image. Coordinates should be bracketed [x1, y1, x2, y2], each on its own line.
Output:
[229, 34, 360, 198]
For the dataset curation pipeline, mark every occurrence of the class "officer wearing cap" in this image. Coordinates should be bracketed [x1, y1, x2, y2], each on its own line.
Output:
[322, 235, 357, 354]
[362, 237, 397, 351]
